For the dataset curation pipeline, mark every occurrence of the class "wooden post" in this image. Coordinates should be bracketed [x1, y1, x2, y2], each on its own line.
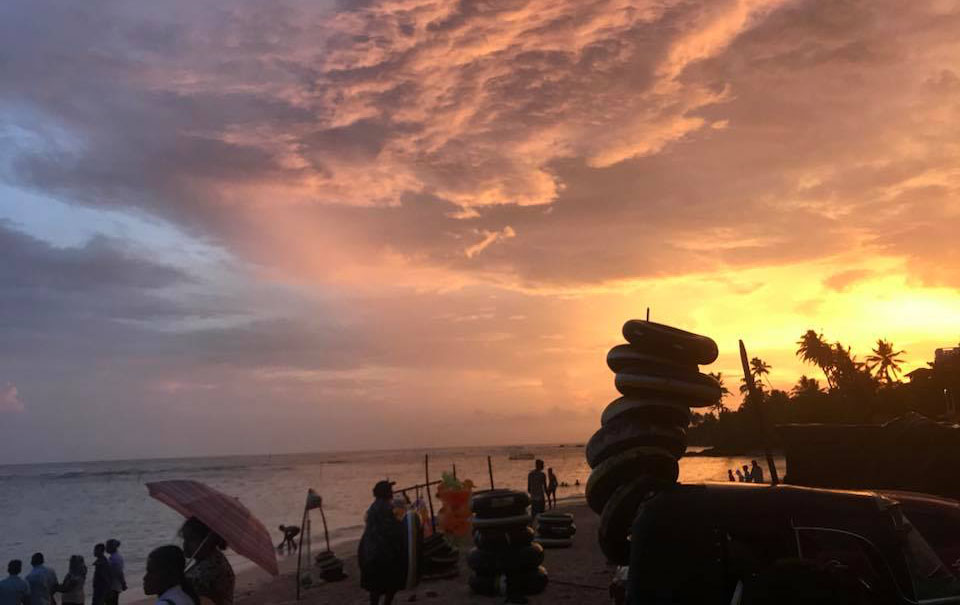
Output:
[318, 502, 331, 553]
[487, 455, 495, 489]
[646, 307, 650, 321]
[295, 505, 308, 600]
[739, 339, 780, 486]
[452, 463, 457, 480]
[424, 454, 436, 532]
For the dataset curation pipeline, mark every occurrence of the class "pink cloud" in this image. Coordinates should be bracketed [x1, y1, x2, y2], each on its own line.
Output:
[0, 383, 25, 414]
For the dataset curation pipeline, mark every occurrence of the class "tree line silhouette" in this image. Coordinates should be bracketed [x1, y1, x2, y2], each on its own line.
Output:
[689, 330, 960, 452]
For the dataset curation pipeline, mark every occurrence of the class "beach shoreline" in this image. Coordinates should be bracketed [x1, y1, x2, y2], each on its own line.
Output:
[137, 495, 605, 605]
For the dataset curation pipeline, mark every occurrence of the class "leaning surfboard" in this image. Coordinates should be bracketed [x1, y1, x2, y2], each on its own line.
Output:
[404, 510, 422, 589]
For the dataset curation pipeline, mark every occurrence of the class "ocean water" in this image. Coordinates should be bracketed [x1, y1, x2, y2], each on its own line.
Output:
[0, 444, 777, 602]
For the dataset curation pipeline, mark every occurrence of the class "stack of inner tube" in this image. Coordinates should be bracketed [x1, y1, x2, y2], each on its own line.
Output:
[314, 550, 346, 581]
[421, 533, 460, 580]
[468, 489, 549, 597]
[534, 512, 575, 548]
[586, 319, 720, 565]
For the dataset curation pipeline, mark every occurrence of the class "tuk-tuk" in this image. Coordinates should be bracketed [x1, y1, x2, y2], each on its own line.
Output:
[628, 483, 960, 604]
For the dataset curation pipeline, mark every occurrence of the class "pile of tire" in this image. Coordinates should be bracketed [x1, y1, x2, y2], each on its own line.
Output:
[421, 533, 460, 580]
[534, 512, 575, 548]
[314, 550, 346, 582]
[468, 489, 549, 597]
[586, 319, 720, 565]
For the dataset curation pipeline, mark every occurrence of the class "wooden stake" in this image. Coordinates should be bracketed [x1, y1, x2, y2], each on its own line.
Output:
[487, 455, 495, 489]
[424, 454, 436, 532]
[646, 307, 650, 321]
[739, 339, 779, 486]
[295, 504, 308, 600]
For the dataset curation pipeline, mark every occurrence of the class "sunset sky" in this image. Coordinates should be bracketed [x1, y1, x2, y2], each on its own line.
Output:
[2, 0, 959, 464]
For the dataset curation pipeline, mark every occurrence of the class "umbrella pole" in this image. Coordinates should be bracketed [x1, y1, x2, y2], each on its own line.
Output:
[295, 504, 308, 601]
[487, 455, 494, 489]
[319, 502, 331, 552]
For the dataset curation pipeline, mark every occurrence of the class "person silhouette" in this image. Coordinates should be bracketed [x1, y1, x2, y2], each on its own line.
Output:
[728, 469, 736, 482]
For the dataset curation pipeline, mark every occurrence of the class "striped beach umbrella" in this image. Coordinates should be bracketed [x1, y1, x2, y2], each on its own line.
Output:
[146, 479, 279, 576]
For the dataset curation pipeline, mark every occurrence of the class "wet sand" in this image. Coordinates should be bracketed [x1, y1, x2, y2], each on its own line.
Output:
[221, 497, 613, 605]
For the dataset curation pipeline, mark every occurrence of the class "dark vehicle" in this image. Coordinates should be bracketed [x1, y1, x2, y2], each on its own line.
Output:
[628, 483, 960, 604]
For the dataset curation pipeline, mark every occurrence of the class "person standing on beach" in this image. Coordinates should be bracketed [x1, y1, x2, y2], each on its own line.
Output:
[25, 554, 57, 605]
[142, 546, 196, 605]
[359, 480, 406, 605]
[528, 459, 548, 517]
[742, 464, 753, 484]
[91, 544, 110, 605]
[105, 539, 126, 605]
[546, 468, 559, 509]
[0, 560, 31, 605]
[750, 460, 765, 484]
[728, 470, 736, 482]
[180, 517, 235, 605]
[57, 557, 86, 605]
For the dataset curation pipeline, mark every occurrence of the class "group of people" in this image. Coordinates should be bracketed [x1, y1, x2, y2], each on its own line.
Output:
[1, 518, 235, 605]
[0, 540, 125, 605]
[729, 460, 766, 483]
[527, 459, 561, 514]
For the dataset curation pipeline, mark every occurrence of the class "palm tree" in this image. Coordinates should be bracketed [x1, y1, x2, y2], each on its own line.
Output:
[796, 330, 835, 388]
[750, 357, 772, 388]
[791, 375, 825, 397]
[708, 371, 730, 416]
[866, 339, 906, 384]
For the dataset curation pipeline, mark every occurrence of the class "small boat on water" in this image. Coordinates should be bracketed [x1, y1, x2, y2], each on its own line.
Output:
[507, 450, 535, 460]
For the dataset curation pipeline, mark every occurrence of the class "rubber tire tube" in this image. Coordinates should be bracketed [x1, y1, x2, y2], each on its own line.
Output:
[601, 397, 692, 429]
[468, 543, 544, 574]
[537, 525, 576, 539]
[318, 557, 343, 572]
[469, 572, 503, 596]
[535, 537, 573, 549]
[421, 566, 459, 581]
[423, 534, 445, 547]
[586, 446, 679, 514]
[472, 513, 532, 529]
[587, 420, 687, 467]
[471, 489, 531, 515]
[315, 551, 336, 564]
[424, 552, 459, 567]
[614, 372, 722, 406]
[607, 344, 700, 376]
[536, 512, 574, 522]
[423, 539, 455, 558]
[506, 566, 549, 596]
[598, 478, 660, 565]
[473, 525, 535, 550]
[621, 320, 719, 365]
[473, 501, 529, 519]
[424, 544, 457, 560]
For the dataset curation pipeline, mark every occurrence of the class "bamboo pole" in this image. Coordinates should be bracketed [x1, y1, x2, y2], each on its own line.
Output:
[739, 339, 779, 485]
[424, 454, 436, 532]
[295, 504, 308, 600]
[487, 455, 495, 489]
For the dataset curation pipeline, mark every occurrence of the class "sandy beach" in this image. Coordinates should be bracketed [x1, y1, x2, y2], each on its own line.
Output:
[198, 497, 612, 605]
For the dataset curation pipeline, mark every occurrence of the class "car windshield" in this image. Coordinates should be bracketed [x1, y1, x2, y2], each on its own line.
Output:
[892, 506, 960, 601]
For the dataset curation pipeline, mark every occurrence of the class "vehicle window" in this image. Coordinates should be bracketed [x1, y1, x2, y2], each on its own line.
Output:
[890, 507, 960, 601]
[796, 529, 895, 597]
[898, 507, 960, 577]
